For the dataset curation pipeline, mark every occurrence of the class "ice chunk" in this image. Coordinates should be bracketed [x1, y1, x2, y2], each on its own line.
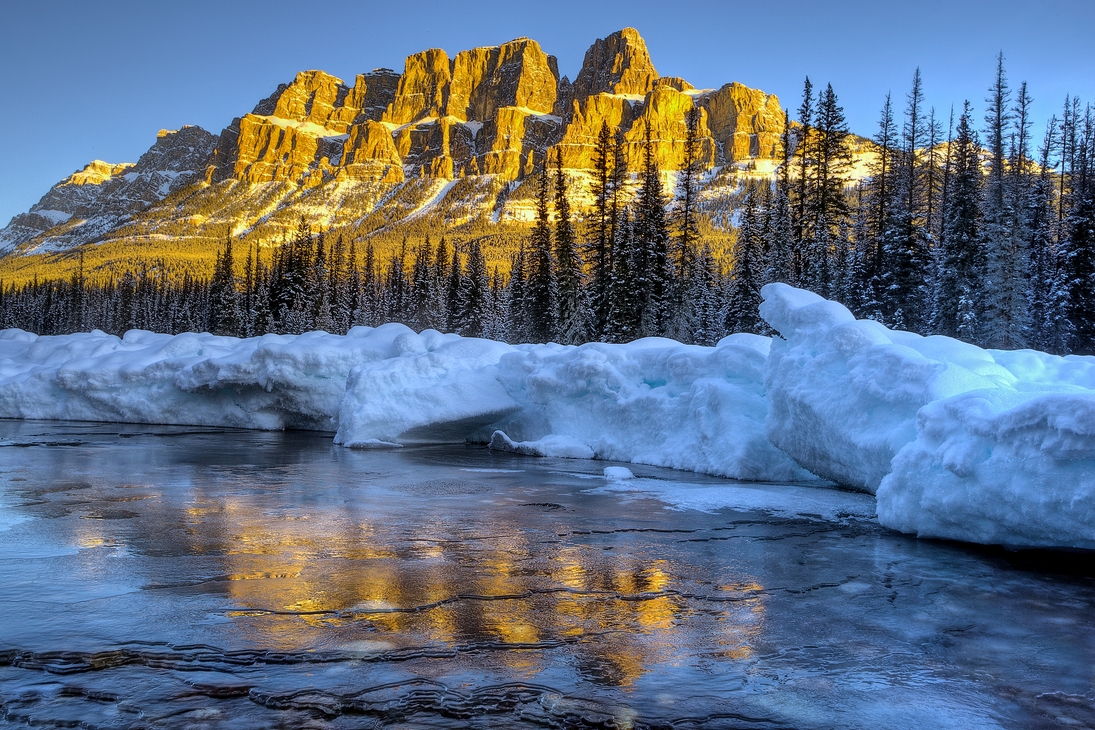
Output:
[761, 284, 1095, 548]
[603, 466, 635, 480]
[488, 430, 596, 459]
[877, 390, 1095, 548]
[334, 331, 520, 446]
[489, 335, 814, 482]
[760, 283, 1013, 493]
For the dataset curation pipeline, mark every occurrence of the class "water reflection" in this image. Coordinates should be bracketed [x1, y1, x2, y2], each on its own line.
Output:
[1, 420, 1094, 729]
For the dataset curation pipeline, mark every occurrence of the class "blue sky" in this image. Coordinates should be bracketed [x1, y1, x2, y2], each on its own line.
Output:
[1, 0, 1092, 225]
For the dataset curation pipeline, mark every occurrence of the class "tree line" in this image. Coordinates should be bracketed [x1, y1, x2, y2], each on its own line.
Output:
[2, 57, 1094, 354]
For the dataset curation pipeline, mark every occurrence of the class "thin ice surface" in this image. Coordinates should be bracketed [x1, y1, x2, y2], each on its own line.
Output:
[0, 421, 1093, 728]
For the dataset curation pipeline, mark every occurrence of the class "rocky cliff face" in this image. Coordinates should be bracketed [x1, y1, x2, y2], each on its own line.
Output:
[700, 82, 785, 162]
[208, 69, 401, 185]
[1, 28, 790, 263]
[202, 27, 781, 188]
[571, 27, 659, 101]
[0, 126, 216, 253]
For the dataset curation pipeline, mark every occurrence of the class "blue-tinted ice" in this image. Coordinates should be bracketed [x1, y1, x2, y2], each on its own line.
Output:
[0, 420, 1092, 728]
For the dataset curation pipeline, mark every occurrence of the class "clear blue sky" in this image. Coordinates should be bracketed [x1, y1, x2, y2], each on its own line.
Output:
[1, 0, 1092, 226]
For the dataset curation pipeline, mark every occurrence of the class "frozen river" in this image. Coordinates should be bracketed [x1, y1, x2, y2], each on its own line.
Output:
[0, 420, 1092, 729]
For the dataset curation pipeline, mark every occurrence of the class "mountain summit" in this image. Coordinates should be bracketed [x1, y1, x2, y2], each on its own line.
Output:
[0, 28, 784, 281]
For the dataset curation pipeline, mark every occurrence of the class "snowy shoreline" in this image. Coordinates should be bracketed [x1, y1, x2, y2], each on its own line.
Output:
[4, 284, 1095, 549]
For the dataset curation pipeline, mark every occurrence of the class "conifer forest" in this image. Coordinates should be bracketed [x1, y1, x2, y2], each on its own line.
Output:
[3, 60, 1094, 356]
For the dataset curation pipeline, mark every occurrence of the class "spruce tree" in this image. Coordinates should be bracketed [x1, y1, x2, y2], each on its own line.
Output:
[505, 244, 530, 343]
[726, 185, 765, 333]
[937, 102, 985, 342]
[1064, 105, 1095, 354]
[457, 240, 489, 337]
[409, 238, 433, 331]
[980, 54, 1016, 347]
[554, 150, 587, 344]
[208, 235, 242, 337]
[589, 121, 616, 338]
[445, 245, 464, 333]
[634, 121, 672, 337]
[312, 234, 334, 332]
[605, 209, 642, 342]
[526, 167, 558, 342]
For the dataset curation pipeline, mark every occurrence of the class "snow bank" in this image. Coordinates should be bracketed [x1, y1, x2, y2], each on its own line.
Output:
[333, 330, 519, 446]
[761, 283, 1095, 548]
[488, 335, 814, 482]
[0, 325, 426, 430]
[0, 325, 810, 482]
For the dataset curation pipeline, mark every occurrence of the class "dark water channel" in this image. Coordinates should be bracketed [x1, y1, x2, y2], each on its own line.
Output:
[0, 419, 1093, 729]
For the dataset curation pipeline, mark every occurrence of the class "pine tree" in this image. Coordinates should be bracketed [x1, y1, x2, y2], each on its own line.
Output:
[793, 77, 815, 243]
[634, 121, 672, 337]
[980, 54, 1016, 347]
[1065, 105, 1095, 354]
[589, 121, 616, 339]
[726, 185, 766, 333]
[526, 167, 558, 342]
[505, 244, 530, 343]
[312, 234, 334, 332]
[672, 104, 703, 340]
[457, 240, 489, 337]
[936, 102, 985, 341]
[384, 239, 409, 325]
[686, 243, 724, 344]
[208, 235, 243, 336]
[409, 237, 433, 331]
[1028, 120, 1070, 352]
[605, 209, 642, 342]
[428, 236, 449, 329]
[765, 183, 796, 287]
[445, 245, 464, 333]
[554, 150, 587, 344]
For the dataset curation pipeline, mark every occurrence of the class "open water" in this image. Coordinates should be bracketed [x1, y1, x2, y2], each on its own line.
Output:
[0, 419, 1093, 729]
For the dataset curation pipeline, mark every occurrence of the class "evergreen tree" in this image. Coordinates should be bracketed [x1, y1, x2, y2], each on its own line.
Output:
[981, 54, 1017, 347]
[672, 104, 703, 340]
[764, 183, 796, 287]
[312, 234, 334, 332]
[505, 244, 530, 343]
[589, 121, 616, 339]
[554, 150, 587, 344]
[445, 245, 464, 333]
[726, 185, 766, 333]
[409, 237, 433, 331]
[526, 167, 558, 342]
[428, 236, 449, 329]
[634, 121, 672, 337]
[208, 235, 243, 336]
[793, 77, 815, 242]
[1064, 105, 1095, 353]
[384, 239, 409, 324]
[457, 240, 489, 337]
[605, 209, 642, 342]
[937, 102, 986, 341]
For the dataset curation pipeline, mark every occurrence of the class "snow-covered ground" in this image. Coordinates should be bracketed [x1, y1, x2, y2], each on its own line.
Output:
[762, 283, 1095, 549]
[5, 284, 1095, 549]
[0, 324, 804, 483]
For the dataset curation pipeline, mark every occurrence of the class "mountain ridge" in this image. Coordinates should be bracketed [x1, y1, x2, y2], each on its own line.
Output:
[0, 28, 786, 285]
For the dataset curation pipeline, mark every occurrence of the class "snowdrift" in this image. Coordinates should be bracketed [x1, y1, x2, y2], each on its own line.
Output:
[487, 335, 812, 481]
[8, 288, 1095, 549]
[761, 283, 1095, 548]
[0, 325, 805, 482]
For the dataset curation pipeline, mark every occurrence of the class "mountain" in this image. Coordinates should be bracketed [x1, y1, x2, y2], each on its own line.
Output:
[0, 28, 785, 284]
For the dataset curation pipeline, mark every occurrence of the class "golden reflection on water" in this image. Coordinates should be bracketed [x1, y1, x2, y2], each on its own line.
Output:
[175, 490, 766, 686]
